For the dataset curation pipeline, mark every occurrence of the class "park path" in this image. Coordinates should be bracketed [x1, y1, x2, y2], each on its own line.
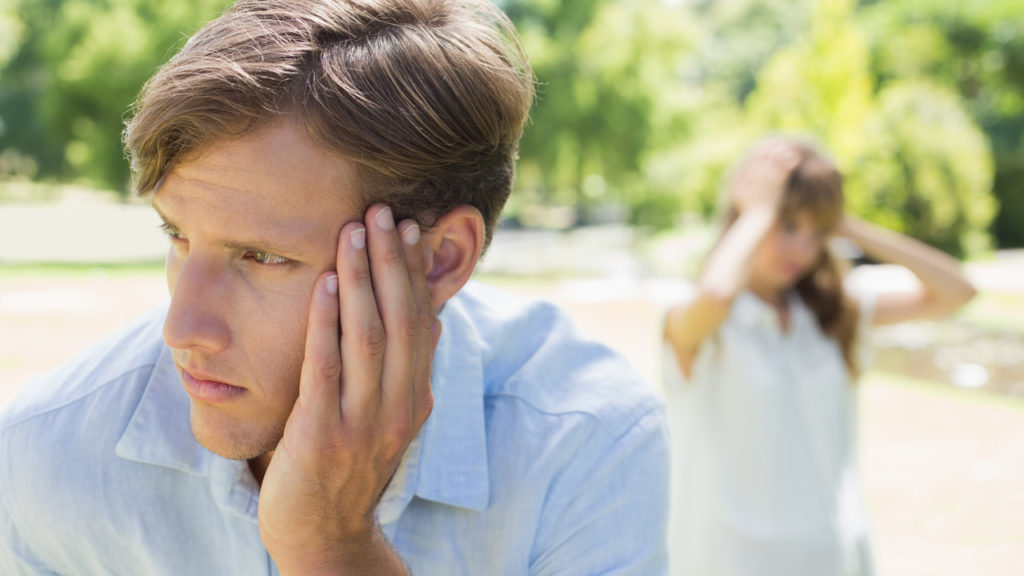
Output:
[1, 272, 1022, 575]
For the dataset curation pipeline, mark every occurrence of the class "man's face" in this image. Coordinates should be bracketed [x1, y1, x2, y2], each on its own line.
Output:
[152, 121, 362, 461]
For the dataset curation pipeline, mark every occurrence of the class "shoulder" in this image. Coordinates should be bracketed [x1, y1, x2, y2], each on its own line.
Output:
[1, 304, 168, 435]
[451, 281, 665, 440]
[0, 303, 171, 539]
[0, 305, 169, 508]
[423, 284, 669, 572]
[664, 288, 766, 344]
[662, 289, 759, 372]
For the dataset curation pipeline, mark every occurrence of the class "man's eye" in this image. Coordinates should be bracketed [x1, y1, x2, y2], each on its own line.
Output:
[246, 250, 290, 265]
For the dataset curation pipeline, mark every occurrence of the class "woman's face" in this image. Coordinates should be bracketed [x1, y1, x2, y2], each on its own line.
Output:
[752, 210, 828, 291]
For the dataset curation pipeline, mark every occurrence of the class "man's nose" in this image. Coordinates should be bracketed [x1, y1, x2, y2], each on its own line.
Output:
[163, 255, 231, 353]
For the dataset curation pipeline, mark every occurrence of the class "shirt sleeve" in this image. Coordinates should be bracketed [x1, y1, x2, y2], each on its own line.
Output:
[0, 434, 59, 576]
[527, 405, 670, 576]
[0, 504, 58, 576]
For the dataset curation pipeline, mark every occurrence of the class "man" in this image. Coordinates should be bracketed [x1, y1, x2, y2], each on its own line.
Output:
[0, 1, 669, 574]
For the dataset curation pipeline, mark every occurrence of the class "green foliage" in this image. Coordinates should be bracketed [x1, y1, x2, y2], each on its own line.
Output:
[0, 0, 229, 191]
[859, 0, 1024, 248]
[854, 82, 995, 256]
[640, 0, 1011, 253]
[741, 0, 996, 255]
[0, 0, 1018, 253]
[507, 0, 695, 222]
[745, 0, 875, 160]
[0, 0, 20, 69]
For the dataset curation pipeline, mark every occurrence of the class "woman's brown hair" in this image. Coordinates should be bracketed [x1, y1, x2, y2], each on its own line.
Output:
[721, 137, 861, 375]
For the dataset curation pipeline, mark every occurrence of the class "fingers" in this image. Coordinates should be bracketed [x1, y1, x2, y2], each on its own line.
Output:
[397, 218, 437, 426]
[733, 141, 801, 213]
[273, 205, 436, 563]
[769, 144, 800, 173]
[398, 218, 431, 325]
[336, 204, 435, 439]
[363, 206, 424, 432]
[751, 140, 800, 180]
[297, 271, 342, 430]
[337, 221, 385, 426]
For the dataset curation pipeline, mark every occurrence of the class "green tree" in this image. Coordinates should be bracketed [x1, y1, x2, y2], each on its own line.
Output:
[660, 0, 999, 255]
[1, 0, 1013, 252]
[0, 0, 229, 192]
[745, 0, 995, 255]
[854, 82, 995, 255]
[506, 0, 695, 225]
[860, 0, 1024, 246]
[0, 0, 20, 77]
[640, 0, 826, 222]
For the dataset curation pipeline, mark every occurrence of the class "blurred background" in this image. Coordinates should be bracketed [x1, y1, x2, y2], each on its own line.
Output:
[0, 0, 1022, 573]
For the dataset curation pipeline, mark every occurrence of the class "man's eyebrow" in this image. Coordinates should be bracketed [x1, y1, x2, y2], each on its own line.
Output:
[152, 204, 180, 231]
[151, 203, 310, 258]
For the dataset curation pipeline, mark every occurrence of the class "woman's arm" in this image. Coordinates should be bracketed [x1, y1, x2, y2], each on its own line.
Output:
[664, 144, 797, 378]
[838, 216, 977, 326]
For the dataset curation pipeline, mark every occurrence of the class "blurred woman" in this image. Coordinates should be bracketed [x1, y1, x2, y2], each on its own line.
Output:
[663, 137, 976, 576]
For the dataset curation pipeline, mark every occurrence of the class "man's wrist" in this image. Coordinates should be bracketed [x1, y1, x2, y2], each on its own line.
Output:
[274, 525, 408, 576]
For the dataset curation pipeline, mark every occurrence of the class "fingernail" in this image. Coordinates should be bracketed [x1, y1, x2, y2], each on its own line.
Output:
[375, 206, 394, 230]
[326, 273, 338, 295]
[402, 222, 420, 245]
[350, 227, 366, 250]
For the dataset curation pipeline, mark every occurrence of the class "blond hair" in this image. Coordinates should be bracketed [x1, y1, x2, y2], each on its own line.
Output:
[124, 0, 534, 250]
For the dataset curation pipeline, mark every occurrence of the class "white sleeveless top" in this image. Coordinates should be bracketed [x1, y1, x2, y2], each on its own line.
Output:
[664, 290, 875, 576]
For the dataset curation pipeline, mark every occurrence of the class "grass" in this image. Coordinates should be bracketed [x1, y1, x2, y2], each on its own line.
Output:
[473, 272, 582, 289]
[956, 292, 1024, 336]
[0, 180, 125, 203]
[0, 261, 164, 281]
[864, 370, 1024, 412]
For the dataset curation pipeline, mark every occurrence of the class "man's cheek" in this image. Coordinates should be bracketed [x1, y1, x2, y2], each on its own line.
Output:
[246, 267, 323, 301]
[243, 304, 307, 394]
[257, 285, 318, 357]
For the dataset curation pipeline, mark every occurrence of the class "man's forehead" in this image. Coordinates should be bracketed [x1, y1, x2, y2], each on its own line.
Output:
[169, 121, 363, 210]
[149, 125, 366, 256]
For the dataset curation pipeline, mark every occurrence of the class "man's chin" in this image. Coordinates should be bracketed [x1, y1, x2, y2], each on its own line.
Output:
[188, 404, 281, 462]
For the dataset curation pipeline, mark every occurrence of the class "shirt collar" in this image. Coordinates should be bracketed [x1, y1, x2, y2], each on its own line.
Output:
[379, 294, 491, 523]
[115, 344, 212, 476]
[115, 339, 261, 522]
[115, 293, 491, 521]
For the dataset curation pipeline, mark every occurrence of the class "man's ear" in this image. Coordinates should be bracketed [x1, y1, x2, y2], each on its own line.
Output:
[422, 205, 485, 310]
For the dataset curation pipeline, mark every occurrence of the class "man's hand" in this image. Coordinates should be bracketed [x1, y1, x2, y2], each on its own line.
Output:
[258, 204, 439, 575]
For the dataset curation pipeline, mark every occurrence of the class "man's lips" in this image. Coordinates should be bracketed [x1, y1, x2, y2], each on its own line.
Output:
[179, 367, 246, 404]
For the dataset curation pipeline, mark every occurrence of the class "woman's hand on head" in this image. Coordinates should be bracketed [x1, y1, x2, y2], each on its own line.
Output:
[731, 141, 800, 216]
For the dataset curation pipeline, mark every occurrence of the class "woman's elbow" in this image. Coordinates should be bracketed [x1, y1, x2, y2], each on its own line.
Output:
[956, 279, 978, 308]
[939, 276, 977, 314]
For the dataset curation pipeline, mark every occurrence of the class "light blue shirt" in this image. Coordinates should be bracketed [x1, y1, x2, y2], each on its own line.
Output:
[1, 281, 669, 575]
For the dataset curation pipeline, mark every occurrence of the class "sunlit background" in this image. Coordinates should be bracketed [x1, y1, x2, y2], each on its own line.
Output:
[1, 0, 1022, 574]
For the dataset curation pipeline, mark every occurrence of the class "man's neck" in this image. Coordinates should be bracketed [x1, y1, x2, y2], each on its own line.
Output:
[249, 451, 273, 486]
